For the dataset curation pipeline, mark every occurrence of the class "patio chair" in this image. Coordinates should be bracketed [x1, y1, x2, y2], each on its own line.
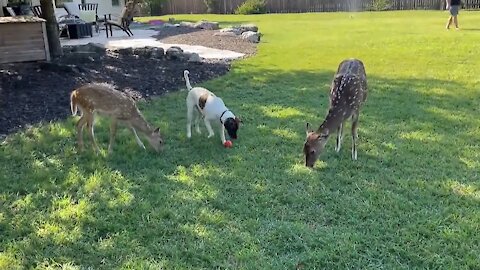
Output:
[31, 5, 42, 17]
[103, 1, 134, 38]
[31, 5, 69, 38]
[78, 3, 99, 32]
[5, 7, 17, 16]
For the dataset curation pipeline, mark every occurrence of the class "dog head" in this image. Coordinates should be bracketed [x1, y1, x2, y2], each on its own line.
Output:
[224, 117, 241, 139]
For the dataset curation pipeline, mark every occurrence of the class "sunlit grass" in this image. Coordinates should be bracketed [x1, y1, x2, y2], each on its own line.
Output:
[1, 10, 480, 269]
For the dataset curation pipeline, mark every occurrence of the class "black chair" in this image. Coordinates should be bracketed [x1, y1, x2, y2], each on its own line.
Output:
[31, 5, 42, 17]
[78, 3, 99, 32]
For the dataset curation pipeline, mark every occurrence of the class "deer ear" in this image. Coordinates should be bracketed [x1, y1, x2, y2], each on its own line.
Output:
[153, 127, 160, 134]
[305, 122, 313, 135]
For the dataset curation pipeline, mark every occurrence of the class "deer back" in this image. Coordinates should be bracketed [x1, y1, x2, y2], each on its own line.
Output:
[328, 59, 367, 118]
[73, 83, 139, 118]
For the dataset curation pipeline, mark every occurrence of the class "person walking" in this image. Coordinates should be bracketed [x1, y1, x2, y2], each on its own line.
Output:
[446, 0, 461, 30]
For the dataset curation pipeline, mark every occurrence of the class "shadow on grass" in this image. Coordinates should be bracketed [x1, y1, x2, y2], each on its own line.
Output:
[0, 69, 479, 268]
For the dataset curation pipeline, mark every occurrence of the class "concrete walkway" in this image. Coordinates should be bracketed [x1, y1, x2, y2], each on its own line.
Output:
[61, 29, 245, 60]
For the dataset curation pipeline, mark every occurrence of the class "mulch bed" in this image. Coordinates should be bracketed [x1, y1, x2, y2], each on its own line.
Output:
[153, 26, 258, 56]
[0, 52, 229, 138]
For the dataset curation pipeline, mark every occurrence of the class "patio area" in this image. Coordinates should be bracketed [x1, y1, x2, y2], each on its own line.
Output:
[61, 28, 246, 60]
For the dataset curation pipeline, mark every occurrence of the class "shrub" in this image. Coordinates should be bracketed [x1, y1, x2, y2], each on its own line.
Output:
[370, 0, 391, 11]
[235, 0, 266, 15]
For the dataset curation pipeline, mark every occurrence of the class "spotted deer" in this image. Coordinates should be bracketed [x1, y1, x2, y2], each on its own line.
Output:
[70, 83, 163, 154]
[303, 59, 368, 167]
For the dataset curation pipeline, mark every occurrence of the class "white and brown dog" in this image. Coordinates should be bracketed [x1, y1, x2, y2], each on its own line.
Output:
[184, 70, 240, 144]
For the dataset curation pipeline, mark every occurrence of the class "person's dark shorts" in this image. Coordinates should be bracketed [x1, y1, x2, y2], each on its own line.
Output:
[450, 5, 460, 16]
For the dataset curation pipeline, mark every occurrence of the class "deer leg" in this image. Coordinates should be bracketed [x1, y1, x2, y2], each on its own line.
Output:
[204, 118, 214, 138]
[186, 106, 193, 138]
[75, 115, 87, 151]
[335, 122, 344, 153]
[131, 128, 146, 150]
[351, 114, 359, 160]
[86, 114, 101, 154]
[107, 119, 118, 154]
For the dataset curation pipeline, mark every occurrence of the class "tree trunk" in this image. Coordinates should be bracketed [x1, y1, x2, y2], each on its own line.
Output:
[40, 0, 62, 59]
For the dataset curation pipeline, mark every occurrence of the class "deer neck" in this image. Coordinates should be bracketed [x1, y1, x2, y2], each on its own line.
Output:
[317, 108, 344, 135]
[130, 115, 153, 135]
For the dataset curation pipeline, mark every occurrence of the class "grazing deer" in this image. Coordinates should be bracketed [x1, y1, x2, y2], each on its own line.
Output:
[70, 83, 163, 154]
[303, 59, 368, 167]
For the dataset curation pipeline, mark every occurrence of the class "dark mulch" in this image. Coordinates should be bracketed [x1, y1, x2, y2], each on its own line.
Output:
[0, 52, 229, 137]
[154, 27, 257, 56]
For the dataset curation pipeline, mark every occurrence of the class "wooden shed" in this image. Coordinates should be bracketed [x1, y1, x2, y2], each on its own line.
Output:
[0, 16, 50, 64]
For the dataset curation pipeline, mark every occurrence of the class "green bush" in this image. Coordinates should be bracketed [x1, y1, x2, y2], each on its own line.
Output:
[370, 0, 391, 11]
[235, 0, 266, 15]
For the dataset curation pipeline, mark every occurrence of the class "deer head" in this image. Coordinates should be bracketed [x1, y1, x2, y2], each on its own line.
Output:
[303, 123, 329, 168]
[145, 127, 163, 152]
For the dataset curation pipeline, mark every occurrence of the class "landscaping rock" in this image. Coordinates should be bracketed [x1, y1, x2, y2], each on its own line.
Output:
[194, 20, 219, 30]
[71, 42, 106, 54]
[187, 53, 202, 63]
[165, 46, 184, 60]
[150, 47, 165, 59]
[241, 31, 261, 43]
[180, 21, 196, 28]
[133, 47, 152, 58]
[219, 27, 242, 35]
[239, 23, 258, 33]
[117, 47, 134, 56]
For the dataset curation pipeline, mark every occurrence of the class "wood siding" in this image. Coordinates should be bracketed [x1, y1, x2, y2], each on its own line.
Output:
[0, 22, 49, 64]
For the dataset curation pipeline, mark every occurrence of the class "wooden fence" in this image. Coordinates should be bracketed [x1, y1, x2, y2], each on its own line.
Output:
[152, 0, 480, 15]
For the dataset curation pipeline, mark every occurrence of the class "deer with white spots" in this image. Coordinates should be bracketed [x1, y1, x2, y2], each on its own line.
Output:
[303, 59, 368, 167]
[70, 83, 164, 154]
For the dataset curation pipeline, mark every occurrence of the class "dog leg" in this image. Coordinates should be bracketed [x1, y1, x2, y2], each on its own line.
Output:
[195, 111, 201, 134]
[186, 106, 193, 138]
[204, 118, 214, 138]
[220, 125, 226, 144]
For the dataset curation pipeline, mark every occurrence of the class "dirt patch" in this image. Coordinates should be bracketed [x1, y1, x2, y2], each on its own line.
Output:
[154, 27, 258, 56]
[0, 52, 229, 137]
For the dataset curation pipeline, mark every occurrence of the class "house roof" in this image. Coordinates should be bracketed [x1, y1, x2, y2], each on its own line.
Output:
[0, 16, 46, 24]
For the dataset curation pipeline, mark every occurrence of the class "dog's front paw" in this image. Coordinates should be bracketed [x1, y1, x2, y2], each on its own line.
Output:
[207, 133, 214, 138]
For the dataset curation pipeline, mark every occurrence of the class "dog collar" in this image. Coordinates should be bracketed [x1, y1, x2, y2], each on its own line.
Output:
[220, 110, 231, 124]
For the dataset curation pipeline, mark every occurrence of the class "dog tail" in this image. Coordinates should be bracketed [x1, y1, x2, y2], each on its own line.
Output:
[184, 70, 193, 91]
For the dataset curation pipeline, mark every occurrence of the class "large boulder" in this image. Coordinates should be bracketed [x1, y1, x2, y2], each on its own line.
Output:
[194, 20, 219, 30]
[241, 31, 261, 43]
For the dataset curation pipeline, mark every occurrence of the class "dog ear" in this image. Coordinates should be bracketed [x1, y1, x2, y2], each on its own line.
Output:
[235, 117, 242, 124]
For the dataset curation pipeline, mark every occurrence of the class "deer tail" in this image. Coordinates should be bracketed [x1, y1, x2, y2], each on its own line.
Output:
[70, 91, 78, 116]
[183, 70, 192, 91]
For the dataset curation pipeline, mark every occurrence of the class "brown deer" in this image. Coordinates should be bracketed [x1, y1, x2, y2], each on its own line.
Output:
[70, 83, 163, 154]
[303, 59, 368, 167]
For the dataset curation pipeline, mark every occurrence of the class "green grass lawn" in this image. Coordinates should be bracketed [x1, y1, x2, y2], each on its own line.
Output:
[1, 11, 480, 269]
